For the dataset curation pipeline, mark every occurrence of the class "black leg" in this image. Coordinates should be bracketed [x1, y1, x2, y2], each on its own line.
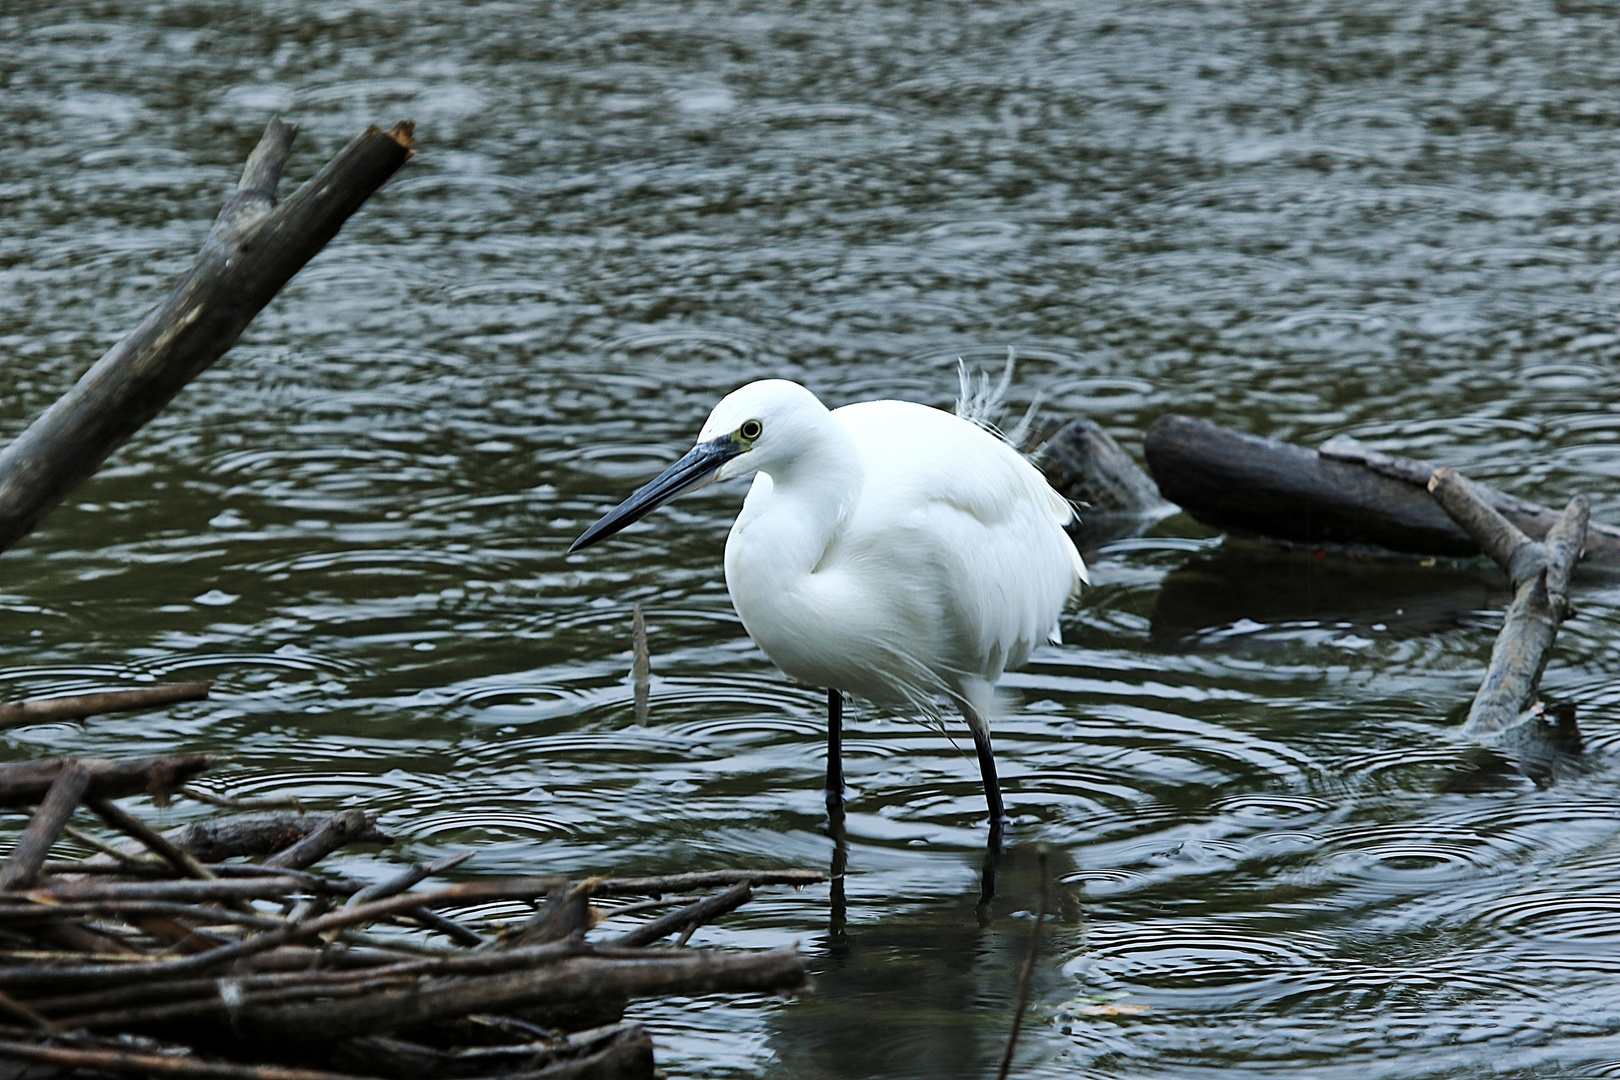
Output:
[826, 688, 845, 819]
[825, 688, 848, 940]
[972, 725, 1006, 852]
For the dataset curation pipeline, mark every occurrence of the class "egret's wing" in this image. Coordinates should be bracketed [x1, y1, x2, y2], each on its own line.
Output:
[831, 401, 1085, 682]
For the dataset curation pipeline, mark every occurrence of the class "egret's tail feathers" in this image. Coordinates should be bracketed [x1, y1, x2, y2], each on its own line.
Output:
[955, 347, 1018, 431]
[956, 347, 1047, 453]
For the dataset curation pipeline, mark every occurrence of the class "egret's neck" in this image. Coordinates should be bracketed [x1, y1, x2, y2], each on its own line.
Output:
[727, 421, 862, 580]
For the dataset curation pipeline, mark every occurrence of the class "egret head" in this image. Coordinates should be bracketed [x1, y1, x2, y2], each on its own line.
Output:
[568, 380, 829, 552]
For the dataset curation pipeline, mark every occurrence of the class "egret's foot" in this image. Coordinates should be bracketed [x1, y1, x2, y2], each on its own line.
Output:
[824, 687, 845, 834]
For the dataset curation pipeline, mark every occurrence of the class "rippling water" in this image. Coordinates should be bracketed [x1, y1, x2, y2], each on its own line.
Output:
[6, 1, 1620, 1076]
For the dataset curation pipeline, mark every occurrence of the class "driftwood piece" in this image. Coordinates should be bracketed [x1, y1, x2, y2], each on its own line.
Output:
[0, 870, 824, 988]
[0, 1037, 374, 1080]
[141, 812, 383, 864]
[334, 1021, 653, 1080]
[87, 798, 215, 881]
[241, 947, 806, 1045]
[1145, 415, 1480, 554]
[0, 683, 211, 732]
[0, 118, 413, 557]
[613, 882, 751, 948]
[0, 755, 209, 811]
[1144, 415, 1620, 564]
[0, 763, 90, 890]
[261, 810, 386, 871]
[1428, 468, 1589, 746]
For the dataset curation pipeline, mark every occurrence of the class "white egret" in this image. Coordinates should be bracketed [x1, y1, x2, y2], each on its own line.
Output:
[570, 380, 1087, 845]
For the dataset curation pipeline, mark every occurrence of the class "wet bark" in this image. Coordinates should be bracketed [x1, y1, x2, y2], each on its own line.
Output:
[0, 755, 211, 809]
[1144, 415, 1620, 564]
[0, 119, 413, 556]
[1427, 468, 1588, 748]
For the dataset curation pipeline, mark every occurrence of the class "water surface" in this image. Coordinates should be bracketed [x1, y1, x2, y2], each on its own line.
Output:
[5, 2, 1620, 1076]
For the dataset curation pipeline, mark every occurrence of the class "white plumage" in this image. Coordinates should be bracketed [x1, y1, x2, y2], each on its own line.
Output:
[571, 378, 1087, 842]
[708, 382, 1086, 726]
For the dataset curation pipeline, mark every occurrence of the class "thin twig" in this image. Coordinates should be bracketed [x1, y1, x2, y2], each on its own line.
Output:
[632, 602, 651, 723]
[346, 851, 472, 907]
[181, 787, 305, 813]
[87, 798, 215, 880]
[59, 825, 163, 867]
[615, 882, 752, 948]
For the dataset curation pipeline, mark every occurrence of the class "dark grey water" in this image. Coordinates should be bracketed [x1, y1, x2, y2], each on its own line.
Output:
[6, 1, 1620, 1075]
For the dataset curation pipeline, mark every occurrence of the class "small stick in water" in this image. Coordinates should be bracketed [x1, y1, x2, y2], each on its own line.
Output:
[996, 844, 1049, 1080]
[632, 603, 651, 724]
[0, 683, 211, 732]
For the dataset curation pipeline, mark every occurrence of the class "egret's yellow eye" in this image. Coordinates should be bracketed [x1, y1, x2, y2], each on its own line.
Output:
[740, 419, 763, 441]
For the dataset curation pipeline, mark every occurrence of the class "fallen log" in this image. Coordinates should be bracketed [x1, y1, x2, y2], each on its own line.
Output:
[1428, 468, 1588, 753]
[0, 118, 413, 557]
[1145, 415, 1480, 555]
[1324, 436, 1620, 564]
[1144, 415, 1620, 564]
[261, 810, 386, 871]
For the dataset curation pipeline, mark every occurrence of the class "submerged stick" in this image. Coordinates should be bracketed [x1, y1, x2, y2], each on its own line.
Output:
[632, 602, 651, 723]
[996, 845, 1049, 1080]
[0, 683, 211, 732]
[0, 118, 414, 556]
[1428, 469, 1589, 740]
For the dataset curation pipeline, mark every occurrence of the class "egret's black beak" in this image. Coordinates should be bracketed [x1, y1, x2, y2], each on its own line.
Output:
[569, 436, 744, 552]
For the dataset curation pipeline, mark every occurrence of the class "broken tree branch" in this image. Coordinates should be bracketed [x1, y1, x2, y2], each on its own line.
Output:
[613, 882, 751, 948]
[0, 755, 211, 809]
[1428, 468, 1589, 743]
[261, 810, 387, 871]
[0, 762, 90, 890]
[1323, 436, 1620, 564]
[0, 118, 414, 556]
